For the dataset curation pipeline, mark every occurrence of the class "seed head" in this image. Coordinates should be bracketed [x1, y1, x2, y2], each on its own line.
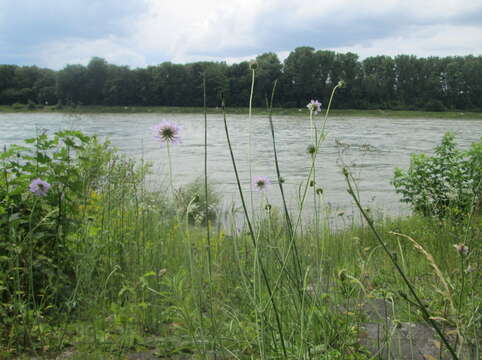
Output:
[152, 121, 181, 146]
[307, 144, 317, 156]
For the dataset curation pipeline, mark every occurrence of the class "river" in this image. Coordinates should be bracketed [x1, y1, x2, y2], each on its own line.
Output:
[1, 112, 481, 225]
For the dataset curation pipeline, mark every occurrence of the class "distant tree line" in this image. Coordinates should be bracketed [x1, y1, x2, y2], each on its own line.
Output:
[1, 47, 481, 111]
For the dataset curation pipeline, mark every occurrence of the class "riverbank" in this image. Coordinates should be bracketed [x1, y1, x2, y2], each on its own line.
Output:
[1, 104, 482, 119]
[1, 130, 480, 359]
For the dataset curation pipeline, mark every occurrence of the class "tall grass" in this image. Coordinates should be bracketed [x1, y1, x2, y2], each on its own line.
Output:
[0, 82, 480, 360]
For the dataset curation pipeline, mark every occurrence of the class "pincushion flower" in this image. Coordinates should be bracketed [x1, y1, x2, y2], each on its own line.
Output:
[152, 121, 181, 146]
[253, 176, 271, 192]
[306, 100, 322, 114]
[29, 178, 50, 197]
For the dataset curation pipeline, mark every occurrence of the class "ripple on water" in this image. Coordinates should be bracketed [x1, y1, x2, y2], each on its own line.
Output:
[1, 113, 481, 220]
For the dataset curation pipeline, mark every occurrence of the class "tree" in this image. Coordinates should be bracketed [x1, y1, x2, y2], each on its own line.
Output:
[254, 53, 282, 106]
[226, 62, 251, 106]
[362, 56, 396, 108]
[56, 64, 88, 105]
[85, 57, 108, 105]
[282, 47, 321, 107]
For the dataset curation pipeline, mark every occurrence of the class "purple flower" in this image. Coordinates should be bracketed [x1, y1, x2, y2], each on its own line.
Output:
[306, 100, 322, 114]
[29, 178, 50, 197]
[152, 121, 181, 146]
[253, 176, 271, 192]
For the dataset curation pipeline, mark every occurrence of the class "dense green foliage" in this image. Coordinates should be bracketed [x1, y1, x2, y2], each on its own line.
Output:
[0, 131, 149, 348]
[2, 48, 482, 110]
[393, 133, 482, 218]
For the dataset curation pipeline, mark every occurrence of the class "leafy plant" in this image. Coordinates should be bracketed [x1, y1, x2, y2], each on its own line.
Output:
[393, 132, 481, 218]
[0, 130, 121, 347]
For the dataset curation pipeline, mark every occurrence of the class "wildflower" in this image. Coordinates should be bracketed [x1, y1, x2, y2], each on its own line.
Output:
[306, 100, 322, 114]
[453, 243, 469, 256]
[253, 176, 271, 192]
[29, 178, 50, 197]
[152, 121, 181, 146]
[249, 60, 258, 70]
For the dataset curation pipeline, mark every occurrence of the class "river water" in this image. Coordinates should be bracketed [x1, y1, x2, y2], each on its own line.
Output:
[1, 112, 481, 224]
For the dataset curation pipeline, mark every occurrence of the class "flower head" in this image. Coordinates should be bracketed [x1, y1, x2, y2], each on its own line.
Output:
[253, 176, 271, 192]
[152, 121, 181, 146]
[29, 178, 50, 197]
[453, 243, 469, 256]
[306, 100, 322, 114]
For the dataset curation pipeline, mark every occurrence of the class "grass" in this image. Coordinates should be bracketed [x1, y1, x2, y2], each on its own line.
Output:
[1, 135, 480, 360]
[2, 193, 479, 359]
[1, 104, 482, 119]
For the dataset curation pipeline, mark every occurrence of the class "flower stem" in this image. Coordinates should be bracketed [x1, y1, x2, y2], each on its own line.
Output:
[248, 67, 255, 218]
[166, 142, 174, 197]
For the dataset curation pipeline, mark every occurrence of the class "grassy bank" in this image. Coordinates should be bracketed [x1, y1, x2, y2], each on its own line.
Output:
[1, 104, 482, 119]
[1, 129, 480, 359]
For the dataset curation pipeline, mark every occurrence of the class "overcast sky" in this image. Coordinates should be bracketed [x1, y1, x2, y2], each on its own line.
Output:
[1, 0, 481, 69]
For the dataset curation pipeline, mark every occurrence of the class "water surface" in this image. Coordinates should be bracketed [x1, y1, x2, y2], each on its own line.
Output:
[2, 112, 481, 223]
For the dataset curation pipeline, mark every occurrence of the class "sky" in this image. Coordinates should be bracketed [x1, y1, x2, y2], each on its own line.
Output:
[1, 0, 481, 69]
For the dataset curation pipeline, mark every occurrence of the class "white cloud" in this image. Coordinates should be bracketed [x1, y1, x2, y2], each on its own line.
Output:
[1, 0, 481, 68]
[331, 25, 482, 59]
[37, 36, 148, 69]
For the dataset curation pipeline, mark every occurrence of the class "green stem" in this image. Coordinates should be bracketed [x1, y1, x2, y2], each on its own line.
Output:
[248, 67, 256, 218]
[293, 84, 341, 243]
[166, 142, 174, 197]
[266, 82, 303, 288]
[203, 73, 217, 357]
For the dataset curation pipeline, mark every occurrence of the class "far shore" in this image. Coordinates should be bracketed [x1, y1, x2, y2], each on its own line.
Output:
[1, 105, 482, 119]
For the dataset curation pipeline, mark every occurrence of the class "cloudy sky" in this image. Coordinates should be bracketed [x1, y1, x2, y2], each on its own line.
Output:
[1, 0, 481, 69]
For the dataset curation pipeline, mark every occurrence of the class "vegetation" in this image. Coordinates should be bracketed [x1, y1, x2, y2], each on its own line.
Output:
[2, 104, 482, 120]
[394, 133, 482, 218]
[0, 76, 480, 359]
[1, 48, 482, 111]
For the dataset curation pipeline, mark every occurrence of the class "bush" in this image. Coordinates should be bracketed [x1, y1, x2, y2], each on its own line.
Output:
[11, 102, 25, 110]
[393, 132, 481, 218]
[0, 131, 124, 335]
[175, 177, 220, 225]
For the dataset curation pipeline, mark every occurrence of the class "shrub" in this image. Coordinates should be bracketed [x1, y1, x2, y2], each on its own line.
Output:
[0, 131, 124, 334]
[11, 102, 25, 110]
[175, 177, 220, 225]
[393, 132, 481, 218]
